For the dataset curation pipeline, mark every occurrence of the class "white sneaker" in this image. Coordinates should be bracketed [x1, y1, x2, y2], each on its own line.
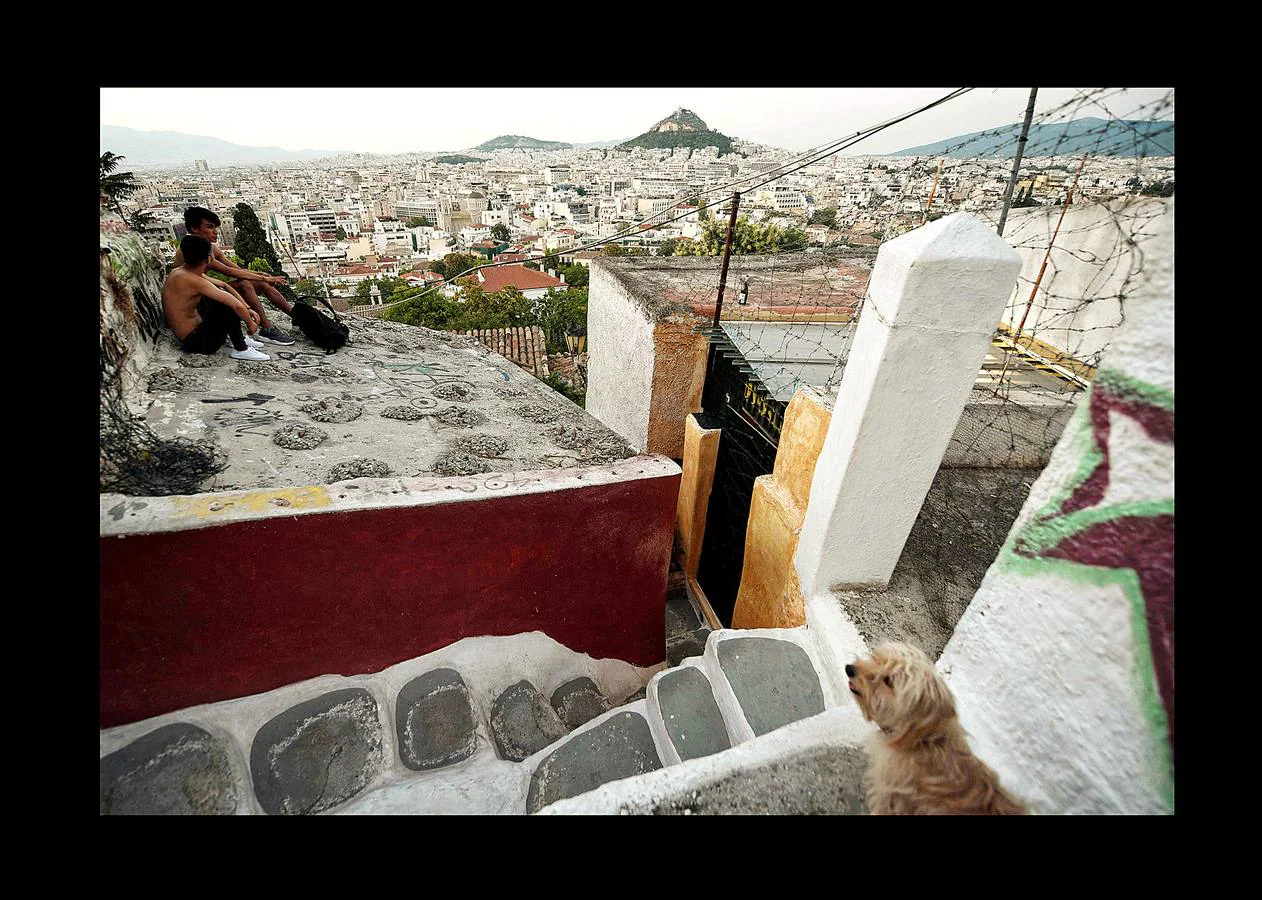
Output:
[230, 347, 271, 361]
[227, 335, 266, 350]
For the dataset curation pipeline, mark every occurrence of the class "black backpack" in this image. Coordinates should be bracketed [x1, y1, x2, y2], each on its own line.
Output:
[290, 296, 350, 354]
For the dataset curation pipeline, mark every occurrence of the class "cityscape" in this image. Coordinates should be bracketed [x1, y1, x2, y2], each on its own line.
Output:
[99, 89, 1176, 816]
[105, 105, 1175, 309]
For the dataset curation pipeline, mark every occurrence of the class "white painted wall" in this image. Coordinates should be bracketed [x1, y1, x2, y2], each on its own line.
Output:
[795, 214, 1022, 595]
[585, 262, 657, 452]
[978, 197, 1173, 365]
[938, 207, 1174, 814]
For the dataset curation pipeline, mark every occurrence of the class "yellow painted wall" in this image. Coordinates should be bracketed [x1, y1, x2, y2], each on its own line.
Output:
[647, 322, 710, 458]
[676, 414, 721, 580]
[731, 386, 833, 629]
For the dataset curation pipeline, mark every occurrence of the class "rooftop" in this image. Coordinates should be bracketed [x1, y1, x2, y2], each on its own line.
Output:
[137, 316, 635, 492]
[476, 264, 564, 293]
[592, 253, 876, 324]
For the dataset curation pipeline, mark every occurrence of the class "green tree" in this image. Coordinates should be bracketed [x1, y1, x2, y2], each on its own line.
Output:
[674, 217, 807, 255]
[230, 204, 296, 306]
[656, 238, 679, 258]
[557, 264, 588, 288]
[601, 243, 625, 256]
[293, 277, 326, 299]
[248, 258, 274, 275]
[431, 252, 484, 281]
[100, 152, 141, 216]
[336, 226, 347, 240]
[352, 275, 407, 306]
[387, 288, 461, 328]
[490, 223, 511, 241]
[407, 216, 432, 228]
[808, 207, 837, 227]
[534, 286, 589, 353]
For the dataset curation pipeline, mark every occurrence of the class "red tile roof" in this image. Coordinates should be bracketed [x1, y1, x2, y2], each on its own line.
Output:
[477, 265, 564, 293]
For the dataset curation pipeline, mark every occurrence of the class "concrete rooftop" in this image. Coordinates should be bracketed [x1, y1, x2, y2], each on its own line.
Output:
[594, 252, 875, 324]
[722, 321, 1081, 404]
[137, 315, 635, 493]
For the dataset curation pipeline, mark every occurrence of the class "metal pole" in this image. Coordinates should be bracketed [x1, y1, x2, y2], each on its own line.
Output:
[994, 152, 1088, 392]
[997, 87, 1038, 237]
[922, 158, 944, 224]
[713, 191, 742, 329]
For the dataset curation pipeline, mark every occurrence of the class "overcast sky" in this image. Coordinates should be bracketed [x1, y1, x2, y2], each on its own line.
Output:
[100, 87, 1173, 156]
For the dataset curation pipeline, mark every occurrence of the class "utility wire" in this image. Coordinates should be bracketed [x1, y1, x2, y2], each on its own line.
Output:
[364, 87, 976, 313]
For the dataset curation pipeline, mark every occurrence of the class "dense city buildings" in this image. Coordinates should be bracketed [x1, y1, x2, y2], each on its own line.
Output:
[116, 138, 1173, 301]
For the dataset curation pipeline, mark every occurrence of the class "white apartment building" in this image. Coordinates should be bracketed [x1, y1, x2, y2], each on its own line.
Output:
[395, 197, 441, 225]
[334, 212, 360, 237]
[543, 166, 571, 185]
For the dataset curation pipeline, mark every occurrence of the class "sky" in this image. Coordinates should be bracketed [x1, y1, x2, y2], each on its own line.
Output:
[100, 87, 1174, 156]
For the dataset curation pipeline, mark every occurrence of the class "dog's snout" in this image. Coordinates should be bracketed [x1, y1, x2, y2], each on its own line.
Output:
[845, 664, 856, 677]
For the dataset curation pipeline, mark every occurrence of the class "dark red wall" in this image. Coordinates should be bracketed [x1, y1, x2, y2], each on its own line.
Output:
[100, 474, 678, 729]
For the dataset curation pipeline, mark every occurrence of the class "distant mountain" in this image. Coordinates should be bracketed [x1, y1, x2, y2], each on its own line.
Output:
[475, 134, 572, 151]
[616, 108, 735, 154]
[887, 116, 1175, 159]
[572, 138, 630, 150]
[100, 125, 346, 168]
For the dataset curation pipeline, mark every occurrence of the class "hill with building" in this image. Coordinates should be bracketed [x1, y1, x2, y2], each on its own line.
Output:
[476, 135, 573, 151]
[617, 109, 735, 154]
[888, 116, 1175, 159]
[100, 125, 345, 168]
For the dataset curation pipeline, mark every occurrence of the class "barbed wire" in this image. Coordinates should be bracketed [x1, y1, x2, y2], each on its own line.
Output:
[671, 88, 1173, 627]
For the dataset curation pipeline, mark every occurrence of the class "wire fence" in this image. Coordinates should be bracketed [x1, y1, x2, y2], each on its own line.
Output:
[659, 88, 1174, 643]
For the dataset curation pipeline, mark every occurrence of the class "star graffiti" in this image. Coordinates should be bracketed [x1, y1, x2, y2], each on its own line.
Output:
[1012, 372, 1174, 763]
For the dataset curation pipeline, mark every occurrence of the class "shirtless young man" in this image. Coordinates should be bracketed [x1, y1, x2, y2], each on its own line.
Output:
[173, 206, 296, 346]
[163, 234, 271, 361]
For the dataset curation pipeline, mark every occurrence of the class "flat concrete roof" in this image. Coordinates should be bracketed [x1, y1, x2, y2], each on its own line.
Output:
[135, 316, 635, 493]
[722, 321, 1081, 404]
[594, 252, 875, 324]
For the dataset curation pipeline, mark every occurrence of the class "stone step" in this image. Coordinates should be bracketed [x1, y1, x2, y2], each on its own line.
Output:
[709, 634, 827, 739]
[525, 704, 663, 814]
[646, 662, 732, 766]
[640, 629, 832, 773]
[101, 632, 654, 815]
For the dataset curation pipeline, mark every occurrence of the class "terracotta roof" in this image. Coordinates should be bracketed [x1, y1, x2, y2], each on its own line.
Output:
[476, 264, 564, 293]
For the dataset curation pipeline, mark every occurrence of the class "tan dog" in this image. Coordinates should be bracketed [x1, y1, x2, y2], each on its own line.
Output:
[847, 642, 1026, 815]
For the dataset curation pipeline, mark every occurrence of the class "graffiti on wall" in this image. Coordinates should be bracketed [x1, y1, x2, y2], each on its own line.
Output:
[1000, 366, 1174, 803]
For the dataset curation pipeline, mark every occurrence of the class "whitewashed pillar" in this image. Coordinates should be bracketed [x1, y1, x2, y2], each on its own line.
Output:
[795, 214, 1021, 595]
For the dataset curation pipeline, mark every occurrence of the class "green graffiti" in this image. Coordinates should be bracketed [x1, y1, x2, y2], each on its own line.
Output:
[1094, 366, 1175, 412]
[992, 367, 1175, 812]
[999, 551, 1174, 812]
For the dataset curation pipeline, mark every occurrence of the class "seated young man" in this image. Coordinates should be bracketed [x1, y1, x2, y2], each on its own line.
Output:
[163, 235, 271, 361]
[174, 206, 296, 346]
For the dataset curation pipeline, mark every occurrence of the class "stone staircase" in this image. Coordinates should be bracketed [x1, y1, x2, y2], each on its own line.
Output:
[101, 596, 870, 815]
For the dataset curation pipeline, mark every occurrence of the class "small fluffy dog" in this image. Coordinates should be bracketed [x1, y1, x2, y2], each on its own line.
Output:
[847, 642, 1026, 815]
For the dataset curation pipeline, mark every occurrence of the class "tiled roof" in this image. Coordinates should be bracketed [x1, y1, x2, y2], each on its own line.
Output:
[476, 265, 564, 293]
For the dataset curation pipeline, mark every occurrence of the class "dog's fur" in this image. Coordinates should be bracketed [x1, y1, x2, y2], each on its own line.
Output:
[848, 642, 1026, 815]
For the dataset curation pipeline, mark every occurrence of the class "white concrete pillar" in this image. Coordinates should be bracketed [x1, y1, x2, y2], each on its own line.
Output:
[795, 214, 1021, 595]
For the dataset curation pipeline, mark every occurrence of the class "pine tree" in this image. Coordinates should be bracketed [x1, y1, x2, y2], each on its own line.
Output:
[231, 203, 298, 306]
[232, 203, 286, 277]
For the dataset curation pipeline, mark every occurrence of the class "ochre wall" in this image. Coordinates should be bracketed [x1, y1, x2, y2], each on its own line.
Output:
[100, 474, 678, 728]
[676, 414, 721, 580]
[646, 321, 709, 458]
[732, 387, 832, 629]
